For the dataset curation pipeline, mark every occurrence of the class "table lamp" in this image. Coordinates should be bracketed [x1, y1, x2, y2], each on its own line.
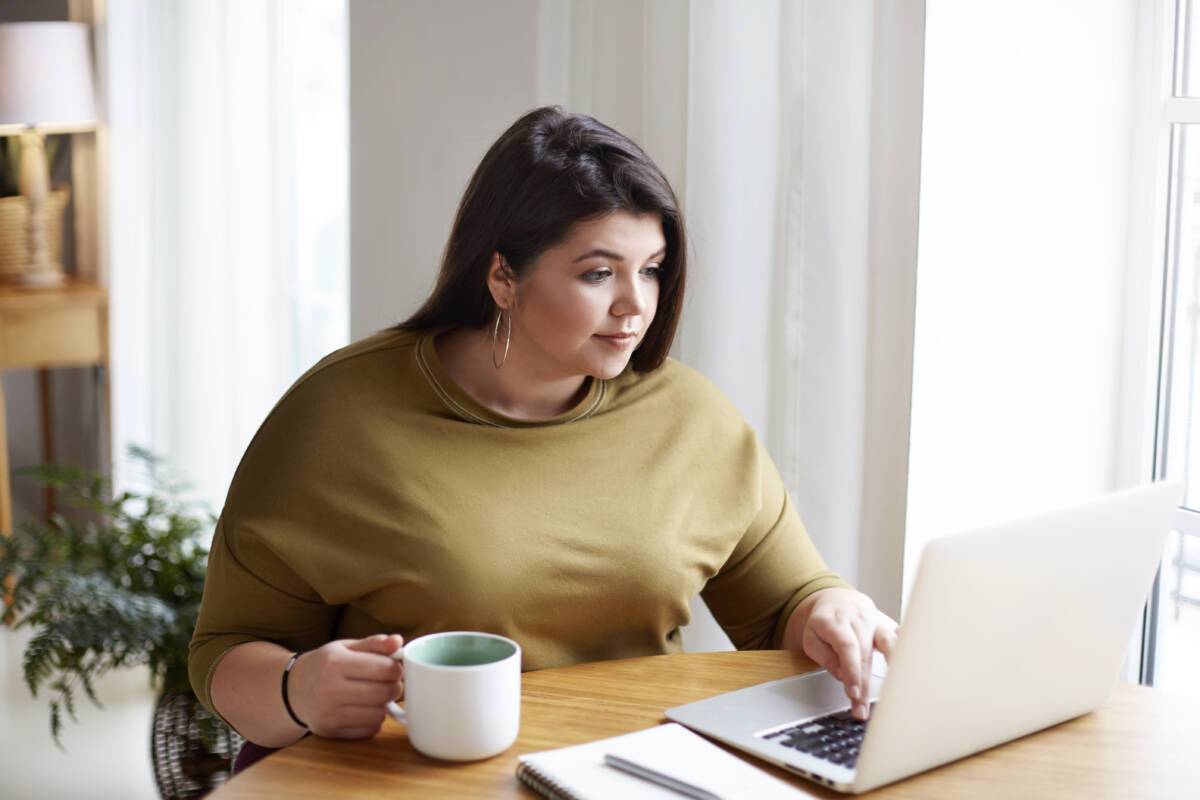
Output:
[0, 21, 97, 287]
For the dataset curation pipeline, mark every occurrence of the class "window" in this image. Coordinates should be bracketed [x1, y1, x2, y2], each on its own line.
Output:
[1144, 0, 1200, 696]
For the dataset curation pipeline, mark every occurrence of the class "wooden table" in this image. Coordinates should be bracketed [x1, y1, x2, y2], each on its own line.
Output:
[0, 280, 108, 534]
[213, 651, 1200, 799]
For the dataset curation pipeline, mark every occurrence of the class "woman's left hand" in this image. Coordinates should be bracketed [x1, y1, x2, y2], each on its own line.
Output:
[785, 588, 899, 720]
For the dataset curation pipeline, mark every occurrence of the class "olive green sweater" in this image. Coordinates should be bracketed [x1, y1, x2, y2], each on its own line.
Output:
[188, 329, 848, 718]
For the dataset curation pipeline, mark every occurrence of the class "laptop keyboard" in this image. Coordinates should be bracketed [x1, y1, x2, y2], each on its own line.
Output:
[761, 705, 875, 769]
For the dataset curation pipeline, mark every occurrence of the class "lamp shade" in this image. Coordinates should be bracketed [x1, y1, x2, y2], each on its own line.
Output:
[0, 22, 96, 133]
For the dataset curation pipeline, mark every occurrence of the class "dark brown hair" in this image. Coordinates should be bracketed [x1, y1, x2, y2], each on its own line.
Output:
[397, 105, 687, 372]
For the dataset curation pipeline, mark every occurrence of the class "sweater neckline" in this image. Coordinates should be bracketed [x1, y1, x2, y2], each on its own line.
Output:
[414, 331, 608, 428]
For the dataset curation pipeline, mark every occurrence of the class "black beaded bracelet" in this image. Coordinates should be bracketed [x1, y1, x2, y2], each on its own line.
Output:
[281, 651, 308, 729]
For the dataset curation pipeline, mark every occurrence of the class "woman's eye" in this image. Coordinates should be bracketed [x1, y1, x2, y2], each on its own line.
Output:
[581, 264, 661, 283]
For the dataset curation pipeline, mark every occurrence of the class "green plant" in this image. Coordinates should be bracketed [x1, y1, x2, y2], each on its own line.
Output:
[0, 445, 215, 745]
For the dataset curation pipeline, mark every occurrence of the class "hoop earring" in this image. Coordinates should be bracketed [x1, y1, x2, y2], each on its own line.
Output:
[492, 308, 512, 368]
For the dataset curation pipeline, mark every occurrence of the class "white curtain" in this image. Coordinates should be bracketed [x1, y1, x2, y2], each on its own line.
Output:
[105, 0, 349, 509]
[534, 0, 922, 642]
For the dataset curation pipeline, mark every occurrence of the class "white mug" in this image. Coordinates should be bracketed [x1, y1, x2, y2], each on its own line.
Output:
[386, 631, 521, 761]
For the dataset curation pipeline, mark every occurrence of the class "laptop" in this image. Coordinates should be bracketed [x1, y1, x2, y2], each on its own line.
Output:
[666, 481, 1183, 794]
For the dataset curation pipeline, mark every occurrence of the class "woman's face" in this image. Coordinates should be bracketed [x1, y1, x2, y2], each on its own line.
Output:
[505, 210, 667, 381]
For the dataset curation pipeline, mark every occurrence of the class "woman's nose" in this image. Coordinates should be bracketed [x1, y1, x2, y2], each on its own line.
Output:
[612, 275, 649, 316]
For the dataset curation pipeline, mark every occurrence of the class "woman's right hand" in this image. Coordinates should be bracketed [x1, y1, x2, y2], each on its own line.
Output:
[286, 633, 405, 739]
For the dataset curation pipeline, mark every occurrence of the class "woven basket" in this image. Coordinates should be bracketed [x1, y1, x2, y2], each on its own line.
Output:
[0, 187, 70, 282]
[151, 689, 244, 800]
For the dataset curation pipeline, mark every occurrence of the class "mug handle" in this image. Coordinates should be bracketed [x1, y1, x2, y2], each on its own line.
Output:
[385, 644, 406, 724]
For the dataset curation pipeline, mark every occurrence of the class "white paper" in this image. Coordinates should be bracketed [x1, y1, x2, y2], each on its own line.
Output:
[518, 723, 819, 800]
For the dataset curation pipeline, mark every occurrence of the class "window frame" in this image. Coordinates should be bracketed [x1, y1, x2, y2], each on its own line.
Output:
[1135, 0, 1200, 684]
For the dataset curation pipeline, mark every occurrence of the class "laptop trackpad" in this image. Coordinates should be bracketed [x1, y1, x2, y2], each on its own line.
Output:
[763, 669, 855, 713]
[666, 668, 876, 736]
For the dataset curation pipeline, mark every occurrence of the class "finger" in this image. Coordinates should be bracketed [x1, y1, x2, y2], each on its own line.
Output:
[818, 619, 863, 699]
[335, 704, 389, 729]
[341, 655, 404, 683]
[801, 626, 843, 679]
[338, 645, 405, 682]
[336, 724, 385, 740]
[337, 677, 404, 706]
[346, 633, 405, 656]
[853, 618, 873, 719]
[874, 620, 899, 661]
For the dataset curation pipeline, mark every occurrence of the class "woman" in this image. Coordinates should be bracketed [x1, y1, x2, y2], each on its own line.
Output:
[188, 106, 897, 754]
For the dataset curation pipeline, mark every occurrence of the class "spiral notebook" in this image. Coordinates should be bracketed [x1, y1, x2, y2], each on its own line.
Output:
[516, 723, 816, 800]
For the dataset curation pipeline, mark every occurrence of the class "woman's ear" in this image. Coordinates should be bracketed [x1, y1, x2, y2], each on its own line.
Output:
[485, 252, 518, 310]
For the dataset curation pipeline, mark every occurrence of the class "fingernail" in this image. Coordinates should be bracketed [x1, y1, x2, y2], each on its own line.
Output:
[849, 685, 861, 701]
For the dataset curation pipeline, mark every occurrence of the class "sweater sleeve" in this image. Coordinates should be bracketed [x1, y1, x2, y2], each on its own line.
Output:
[186, 351, 378, 721]
[700, 436, 852, 650]
[187, 517, 340, 722]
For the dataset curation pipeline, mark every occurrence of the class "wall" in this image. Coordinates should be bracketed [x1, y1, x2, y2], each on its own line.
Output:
[349, 0, 544, 337]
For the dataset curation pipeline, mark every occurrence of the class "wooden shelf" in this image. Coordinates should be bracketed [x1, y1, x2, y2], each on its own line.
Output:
[0, 279, 108, 370]
[0, 277, 109, 534]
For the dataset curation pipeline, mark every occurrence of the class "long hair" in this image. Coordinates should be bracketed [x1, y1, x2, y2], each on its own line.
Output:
[397, 105, 687, 372]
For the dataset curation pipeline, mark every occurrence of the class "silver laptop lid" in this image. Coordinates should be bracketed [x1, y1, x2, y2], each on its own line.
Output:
[853, 481, 1182, 792]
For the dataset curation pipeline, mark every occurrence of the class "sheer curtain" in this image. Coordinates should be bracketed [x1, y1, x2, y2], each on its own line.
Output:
[105, 0, 348, 509]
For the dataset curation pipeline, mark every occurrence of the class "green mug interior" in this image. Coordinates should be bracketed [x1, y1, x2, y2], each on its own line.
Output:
[405, 634, 516, 667]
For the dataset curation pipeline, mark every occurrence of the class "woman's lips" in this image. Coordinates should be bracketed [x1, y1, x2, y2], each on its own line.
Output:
[595, 332, 638, 348]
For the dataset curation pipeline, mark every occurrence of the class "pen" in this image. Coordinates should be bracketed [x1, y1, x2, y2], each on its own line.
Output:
[604, 752, 724, 800]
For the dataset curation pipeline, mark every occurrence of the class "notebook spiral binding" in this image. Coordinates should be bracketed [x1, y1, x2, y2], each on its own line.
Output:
[516, 760, 586, 800]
